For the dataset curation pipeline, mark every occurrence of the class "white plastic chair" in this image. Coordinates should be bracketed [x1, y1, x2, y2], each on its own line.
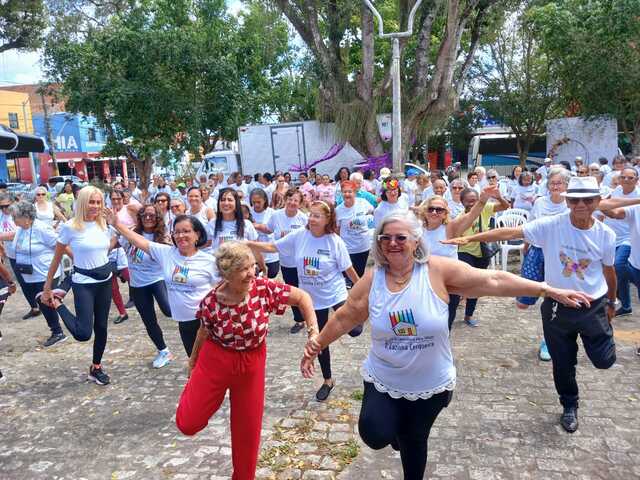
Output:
[496, 213, 528, 270]
[496, 208, 530, 220]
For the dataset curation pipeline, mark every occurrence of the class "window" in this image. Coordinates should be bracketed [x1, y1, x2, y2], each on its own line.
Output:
[87, 128, 96, 142]
[8, 113, 19, 129]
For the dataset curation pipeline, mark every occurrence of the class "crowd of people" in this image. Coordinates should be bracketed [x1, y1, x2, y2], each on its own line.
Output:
[0, 151, 639, 479]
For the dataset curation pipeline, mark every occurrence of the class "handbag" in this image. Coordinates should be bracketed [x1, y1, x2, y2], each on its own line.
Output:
[478, 213, 500, 259]
[15, 228, 33, 275]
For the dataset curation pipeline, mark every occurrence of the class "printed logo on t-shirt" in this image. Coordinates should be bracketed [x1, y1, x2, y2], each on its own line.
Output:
[172, 264, 189, 284]
[303, 257, 320, 276]
[389, 309, 417, 336]
[559, 252, 591, 280]
[219, 233, 236, 244]
[128, 245, 145, 264]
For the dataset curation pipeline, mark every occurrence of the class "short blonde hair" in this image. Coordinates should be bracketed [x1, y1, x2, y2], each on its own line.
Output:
[214, 241, 256, 279]
[370, 211, 428, 267]
[419, 195, 450, 225]
[71, 186, 107, 231]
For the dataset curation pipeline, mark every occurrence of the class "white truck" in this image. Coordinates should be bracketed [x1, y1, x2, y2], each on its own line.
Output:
[196, 118, 392, 179]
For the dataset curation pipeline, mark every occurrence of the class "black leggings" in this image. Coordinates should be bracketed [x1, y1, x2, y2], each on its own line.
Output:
[178, 319, 200, 357]
[316, 302, 363, 380]
[22, 279, 62, 335]
[349, 250, 369, 278]
[130, 280, 171, 351]
[281, 266, 303, 323]
[266, 261, 280, 279]
[449, 252, 491, 322]
[9, 257, 38, 309]
[57, 279, 112, 365]
[359, 382, 452, 480]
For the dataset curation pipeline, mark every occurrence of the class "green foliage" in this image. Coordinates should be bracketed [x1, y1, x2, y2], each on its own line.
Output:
[0, 0, 47, 53]
[530, 0, 640, 152]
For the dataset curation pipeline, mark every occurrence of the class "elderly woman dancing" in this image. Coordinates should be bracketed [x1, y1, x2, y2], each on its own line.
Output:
[176, 242, 318, 480]
[301, 211, 590, 480]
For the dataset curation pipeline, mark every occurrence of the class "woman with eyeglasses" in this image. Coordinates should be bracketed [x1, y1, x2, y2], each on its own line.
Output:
[105, 211, 218, 357]
[445, 179, 465, 219]
[264, 189, 308, 333]
[373, 177, 409, 229]
[42, 186, 117, 386]
[335, 180, 374, 278]
[154, 192, 171, 227]
[186, 187, 215, 228]
[248, 200, 361, 402]
[11, 201, 67, 347]
[249, 188, 280, 278]
[510, 171, 538, 211]
[33, 186, 66, 228]
[300, 210, 589, 477]
[117, 204, 174, 368]
[168, 198, 186, 231]
[0, 193, 41, 319]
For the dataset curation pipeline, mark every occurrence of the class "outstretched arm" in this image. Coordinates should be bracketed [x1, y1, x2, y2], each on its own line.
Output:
[443, 226, 525, 246]
[447, 185, 496, 238]
[246, 240, 278, 254]
[599, 196, 640, 211]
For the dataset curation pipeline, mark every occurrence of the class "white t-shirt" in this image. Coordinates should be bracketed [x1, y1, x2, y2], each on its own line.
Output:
[275, 229, 352, 309]
[523, 213, 615, 298]
[0, 213, 16, 259]
[403, 179, 418, 207]
[335, 198, 374, 254]
[205, 219, 258, 253]
[603, 170, 621, 188]
[58, 221, 114, 284]
[108, 246, 128, 270]
[528, 196, 569, 248]
[422, 225, 457, 259]
[120, 233, 165, 287]
[624, 205, 640, 270]
[511, 184, 538, 211]
[373, 198, 409, 228]
[13, 220, 61, 282]
[267, 209, 308, 268]
[251, 207, 279, 264]
[148, 243, 218, 321]
[447, 199, 464, 219]
[603, 186, 639, 246]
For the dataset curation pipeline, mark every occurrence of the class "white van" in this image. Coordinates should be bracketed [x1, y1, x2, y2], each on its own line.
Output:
[195, 150, 241, 179]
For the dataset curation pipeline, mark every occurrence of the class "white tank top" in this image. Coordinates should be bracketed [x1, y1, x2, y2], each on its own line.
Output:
[188, 207, 210, 228]
[362, 263, 456, 400]
[36, 202, 55, 225]
[422, 225, 457, 259]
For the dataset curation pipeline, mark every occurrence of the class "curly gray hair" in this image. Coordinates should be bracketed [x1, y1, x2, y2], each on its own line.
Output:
[370, 210, 428, 267]
[9, 201, 36, 221]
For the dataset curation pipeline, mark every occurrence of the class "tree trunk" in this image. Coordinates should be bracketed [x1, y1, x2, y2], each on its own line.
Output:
[632, 118, 640, 157]
[516, 137, 530, 167]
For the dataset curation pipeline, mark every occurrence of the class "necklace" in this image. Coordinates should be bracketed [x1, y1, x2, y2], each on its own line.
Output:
[388, 267, 413, 286]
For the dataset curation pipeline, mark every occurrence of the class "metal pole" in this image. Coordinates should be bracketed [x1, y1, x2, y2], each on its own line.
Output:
[21, 101, 38, 187]
[392, 38, 402, 173]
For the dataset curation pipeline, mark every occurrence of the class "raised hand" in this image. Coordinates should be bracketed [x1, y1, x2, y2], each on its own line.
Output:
[480, 184, 500, 202]
[102, 207, 117, 226]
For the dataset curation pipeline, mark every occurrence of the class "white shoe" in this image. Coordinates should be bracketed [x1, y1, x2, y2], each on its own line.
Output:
[152, 350, 174, 369]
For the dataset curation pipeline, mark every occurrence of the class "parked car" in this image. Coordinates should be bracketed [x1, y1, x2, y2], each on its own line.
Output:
[48, 175, 87, 192]
[5, 182, 32, 197]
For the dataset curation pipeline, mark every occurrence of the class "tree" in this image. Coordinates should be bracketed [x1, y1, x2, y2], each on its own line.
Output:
[0, 0, 46, 53]
[44, 0, 295, 185]
[270, 0, 506, 165]
[530, 0, 640, 155]
[473, 5, 560, 166]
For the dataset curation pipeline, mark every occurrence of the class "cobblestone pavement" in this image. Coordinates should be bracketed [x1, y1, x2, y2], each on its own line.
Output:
[1, 280, 640, 479]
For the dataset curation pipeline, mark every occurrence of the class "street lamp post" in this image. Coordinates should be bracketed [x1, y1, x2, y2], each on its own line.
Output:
[363, 0, 423, 174]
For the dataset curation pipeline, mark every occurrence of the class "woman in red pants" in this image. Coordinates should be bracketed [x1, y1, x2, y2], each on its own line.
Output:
[176, 241, 318, 480]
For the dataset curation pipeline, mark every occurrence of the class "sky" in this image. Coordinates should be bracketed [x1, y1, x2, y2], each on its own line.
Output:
[0, 0, 245, 87]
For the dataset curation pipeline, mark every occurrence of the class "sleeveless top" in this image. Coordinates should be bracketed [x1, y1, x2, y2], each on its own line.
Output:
[422, 225, 457, 259]
[36, 202, 55, 225]
[362, 263, 456, 400]
[188, 207, 210, 228]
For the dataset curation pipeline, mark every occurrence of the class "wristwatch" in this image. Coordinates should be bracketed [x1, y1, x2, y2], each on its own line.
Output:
[606, 299, 620, 309]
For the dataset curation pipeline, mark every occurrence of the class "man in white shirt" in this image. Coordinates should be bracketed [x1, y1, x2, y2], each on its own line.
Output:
[536, 157, 553, 180]
[446, 176, 617, 434]
[602, 168, 639, 315]
[603, 156, 625, 187]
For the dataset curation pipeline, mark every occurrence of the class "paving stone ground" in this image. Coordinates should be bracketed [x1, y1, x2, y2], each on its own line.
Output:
[1, 274, 640, 479]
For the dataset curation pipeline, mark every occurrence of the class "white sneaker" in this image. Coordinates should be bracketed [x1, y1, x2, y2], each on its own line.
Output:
[152, 350, 174, 369]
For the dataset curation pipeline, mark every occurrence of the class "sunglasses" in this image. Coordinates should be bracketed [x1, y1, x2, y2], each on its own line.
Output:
[427, 207, 447, 214]
[451, 186, 464, 190]
[141, 213, 157, 219]
[567, 197, 597, 205]
[155, 198, 168, 203]
[377, 234, 410, 244]
[487, 175, 498, 180]
[170, 205, 182, 210]
[36, 193, 46, 196]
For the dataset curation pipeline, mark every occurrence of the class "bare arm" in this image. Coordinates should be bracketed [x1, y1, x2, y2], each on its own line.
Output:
[599, 196, 640, 211]
[41, 242, 67, 305]
[0, 231, 16, 242]
[104, 208, 152, 254]
[344, 266, 359, 285]
[447, 185, 497, 238]
[444, 226, 525, 246]
[603, 265, 617, 323]
[600, 208, 625, 219]
[253, 222, 270, 234]
[187, 325, 208, 375]
[53, 204, 66, 222]
[246, 240, 278, 254]
[288, 286, 319, 336]
[432, 256, 590, 307]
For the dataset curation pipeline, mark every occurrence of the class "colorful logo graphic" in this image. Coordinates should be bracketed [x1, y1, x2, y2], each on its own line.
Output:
[389, 309, 417, 336]
[559, 252, 591, 280]
[128, 245, 145, 264]
[172, 264, 189, 284]
[303, 257, 320, 276]
[219, 234, 236, 244]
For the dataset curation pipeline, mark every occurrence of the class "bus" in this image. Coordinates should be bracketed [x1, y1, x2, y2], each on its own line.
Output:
[468, 133, 546, 175]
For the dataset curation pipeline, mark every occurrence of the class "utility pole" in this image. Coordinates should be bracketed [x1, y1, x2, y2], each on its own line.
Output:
[363, 0, 423, 174]
[21, 100, 38, 187]
[39, 83, 60, 176]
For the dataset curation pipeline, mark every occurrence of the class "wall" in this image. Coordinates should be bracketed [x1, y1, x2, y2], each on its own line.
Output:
[546, 116, 619, 166]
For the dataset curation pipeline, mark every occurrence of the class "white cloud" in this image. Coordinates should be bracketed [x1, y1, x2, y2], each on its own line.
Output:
[0, 50, 44, 85]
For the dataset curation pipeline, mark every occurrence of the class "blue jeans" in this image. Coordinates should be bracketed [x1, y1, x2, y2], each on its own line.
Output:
[627, 262, 640, 298]
[615, 245, 632, 309]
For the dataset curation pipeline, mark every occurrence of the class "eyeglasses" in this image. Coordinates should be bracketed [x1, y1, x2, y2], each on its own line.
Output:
[142, 213, 156, 219]
[173, 229, 194, 237]
[155, 198, 168, 203]
[377, 234, 410, 244]
[619, 176, 637, 181]
[35, 193, 46, 196]
[170, 205, 182, 210]
[567, 197, 597, 205]
[427, 207, 447, 214]
[487, 175, 498, 180]
[548, 182, 565, 187]
[451, 186, 464, 190]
